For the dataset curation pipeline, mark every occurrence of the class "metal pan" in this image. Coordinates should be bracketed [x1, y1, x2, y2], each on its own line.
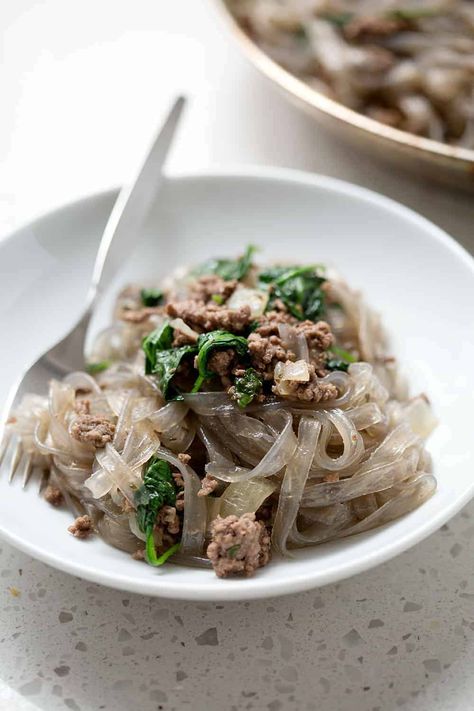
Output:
[216, 0, 474, 191]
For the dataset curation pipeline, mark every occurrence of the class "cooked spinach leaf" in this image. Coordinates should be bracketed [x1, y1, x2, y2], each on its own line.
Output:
[153, 346, 197, 399]
[194, 245, 256, 282]
[140, 287, 163, 307]
[142, 322, 174, 373]
[85, 360, 112, 375]
[329, 345, 357, 362]
[326, 358, 350, 372]
[142, 322, 197, 399]
[232, 367, 263, 408]
[259, 265, 326, 321]
[326, 345, 357, 372]
[152, 542, 180, 566]
[134, 456, 180, 566]
[192, 330, 248, 393]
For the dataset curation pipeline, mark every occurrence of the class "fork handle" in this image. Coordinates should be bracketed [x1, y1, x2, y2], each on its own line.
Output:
[45, 98, 186, 372]
[87, 97, 186, 307]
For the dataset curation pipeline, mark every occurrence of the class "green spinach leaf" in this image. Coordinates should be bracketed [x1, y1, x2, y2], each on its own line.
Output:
[258, 265, 326, 321]
[194, 245, 256, 282]
[142, 323, 197, 399]
[192, 330, 248, 392]
[153, 345, 197, 399]
[142, 322, 174, 373]
[232, 367, 263, 408]
[326, 345, 357, 372]
[140, 288, 163, 307]
[85, 360, 112, 375]
[134, 456, 180, 566]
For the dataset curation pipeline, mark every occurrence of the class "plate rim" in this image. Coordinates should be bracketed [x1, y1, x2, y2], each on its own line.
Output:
[1, 165, 474, 601]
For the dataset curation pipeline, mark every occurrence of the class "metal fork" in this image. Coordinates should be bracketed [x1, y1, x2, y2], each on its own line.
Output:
[0, 96, 186, 486]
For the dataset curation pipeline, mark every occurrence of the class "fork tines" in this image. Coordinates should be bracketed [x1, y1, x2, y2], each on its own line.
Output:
[1, 434, 24, 484]
[0, 429, 11, 465]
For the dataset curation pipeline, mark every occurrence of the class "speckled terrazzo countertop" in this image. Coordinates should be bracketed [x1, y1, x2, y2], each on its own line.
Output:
[0, 498, 473, 711]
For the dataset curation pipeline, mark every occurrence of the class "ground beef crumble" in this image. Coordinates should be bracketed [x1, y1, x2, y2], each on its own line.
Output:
[189, 275, 237, 303]
[248, 312, 297, 381]
[119, 306, 163, 324]
[68, 515, 93, 539]
[74, 398, 91, 416]
[70, 415, 115, 447]
[207, 513, 271, 578]
[198, 474, 218, 497]
[156, 505, 180, 535]
[249, 313, 334, 381]
[175, 490, 185, 512]
[203, 348, 238, 388]
[43, 485, 63, 507]
[299, 320, 334, 375]
[150, 505, 181, 550]
[166, 301, 252, 333]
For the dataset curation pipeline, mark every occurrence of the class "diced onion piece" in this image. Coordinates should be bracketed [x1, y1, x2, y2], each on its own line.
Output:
[168, 318, 199, 342]
[227, 286, 268, 318]
[274, 360, 310, 395]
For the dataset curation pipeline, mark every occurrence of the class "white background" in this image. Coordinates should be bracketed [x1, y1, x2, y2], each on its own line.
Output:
[1, 2, 474, 710]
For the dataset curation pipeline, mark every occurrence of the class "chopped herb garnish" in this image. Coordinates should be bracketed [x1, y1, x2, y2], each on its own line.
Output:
[227, 544, 241, 559]
[326, 345, 357, 372]
[192, 330, 249, 393]
[134, 457, 180, 567]
[140, 287, 163, 307]
[142, 322, 197, 399]
[232, 368, 263, 408]
[194, 245, 257, 282]
[259, 265, 326, 321]
[86, 360, 112, 375]
[211, 294, 225, 305]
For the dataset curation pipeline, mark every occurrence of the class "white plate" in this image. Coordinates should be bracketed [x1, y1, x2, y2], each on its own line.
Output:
[1, 167, 474, 601]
